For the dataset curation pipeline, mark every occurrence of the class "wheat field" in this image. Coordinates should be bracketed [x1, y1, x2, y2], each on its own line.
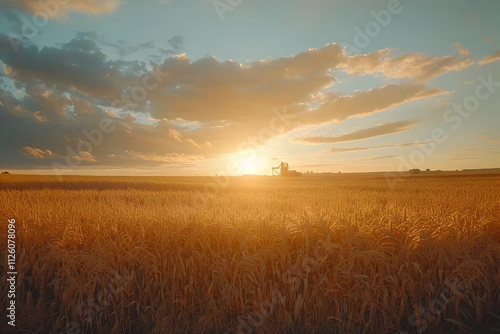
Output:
[0, 173, 499, 333]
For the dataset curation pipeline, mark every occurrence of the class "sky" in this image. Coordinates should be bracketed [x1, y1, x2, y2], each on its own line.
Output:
[0, 0, 499, 176]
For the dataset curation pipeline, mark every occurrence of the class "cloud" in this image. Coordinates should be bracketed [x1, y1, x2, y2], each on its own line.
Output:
[328, 141, 434, 154]
[22, 146, 53, 158]
[77, 151, 97, 162]
[119, 151, 200, 163]
[0, 9, 23, 33]
[0, 35, 452, 169]
[297, 121, 418, 144]
[449, 157, 479, 161]
[365, 155, 398, 161]
[147, 43, 345, 125]
[453, 43, 470, 57]
[294, 83, 445, 126]
[341, 50, 474, 80]
[0, 0, 121, 17]
[478, 51, 500, 65]
[484, 136, 500, 142]
[0, 34, 143, 103]
[168, 129, 183, 142]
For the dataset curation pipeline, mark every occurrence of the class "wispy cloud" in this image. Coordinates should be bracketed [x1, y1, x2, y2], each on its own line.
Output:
[478, 51, 500, 65]
[365, 155, 398, 161]
[22, 146, 53, 158]
[297, 121, 418, 144]
[340, 49, 473, 80]
[484, 136, 500, 142]
[77, 151, 97, 162]
[453, 43, 470, 57]
[0, 0, 121, 17]
[328, 141, 434, 154]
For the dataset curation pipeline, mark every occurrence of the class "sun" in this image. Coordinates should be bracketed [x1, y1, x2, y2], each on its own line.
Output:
[232, 150, 265, 175]
[241, 158, 256, 175]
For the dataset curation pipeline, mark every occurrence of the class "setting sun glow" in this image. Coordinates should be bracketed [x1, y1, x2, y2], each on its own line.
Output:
[1, 1, 499, 333]
[241, 158, 256, 175]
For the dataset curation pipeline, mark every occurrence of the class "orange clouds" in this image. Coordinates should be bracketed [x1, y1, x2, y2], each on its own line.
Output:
[341, 50, 474, 80]
[0, 34, 468, 169]
[453, 43, 470, 57]
[297, 121, 417, 144]
[122, 151, 200, 163]
[328, 141, 435, 154]
[0, 0, 121, 17]
[22, 147, 53, 158]
[295, 83, 446, 126]
[478, 51, 500, 65]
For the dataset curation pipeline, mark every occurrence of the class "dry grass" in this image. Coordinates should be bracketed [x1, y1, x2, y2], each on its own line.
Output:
[0, 173, 499, 333]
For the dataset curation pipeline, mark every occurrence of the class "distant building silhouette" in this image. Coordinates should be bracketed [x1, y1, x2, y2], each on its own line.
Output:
[272, 162, 302, 176]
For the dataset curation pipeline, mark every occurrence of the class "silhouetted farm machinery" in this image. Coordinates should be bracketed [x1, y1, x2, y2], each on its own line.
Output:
[272, 162, 302, 176]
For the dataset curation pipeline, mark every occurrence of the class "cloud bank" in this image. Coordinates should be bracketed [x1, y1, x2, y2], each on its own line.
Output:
[0, 33, 469, 170]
